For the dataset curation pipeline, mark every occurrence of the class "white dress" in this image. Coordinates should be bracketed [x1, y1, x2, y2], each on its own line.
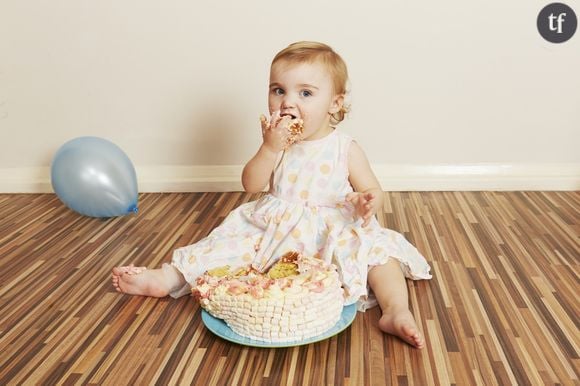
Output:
[171, 130, 431, 310]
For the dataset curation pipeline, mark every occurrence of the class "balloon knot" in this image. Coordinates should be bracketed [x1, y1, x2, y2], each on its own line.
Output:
[128, 204, 138, 214]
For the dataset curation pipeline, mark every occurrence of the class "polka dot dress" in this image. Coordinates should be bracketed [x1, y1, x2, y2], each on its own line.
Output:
[172, 130, 431, 309]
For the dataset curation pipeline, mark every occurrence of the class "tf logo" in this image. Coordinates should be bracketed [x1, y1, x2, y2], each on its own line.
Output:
[537, 3, 577, 43]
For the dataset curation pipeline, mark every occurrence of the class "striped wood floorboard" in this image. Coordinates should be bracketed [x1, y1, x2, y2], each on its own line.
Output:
[0, 192, 578, 385]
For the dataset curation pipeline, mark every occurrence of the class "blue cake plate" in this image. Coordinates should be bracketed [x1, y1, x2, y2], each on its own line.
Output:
[201, 304, 357, 348]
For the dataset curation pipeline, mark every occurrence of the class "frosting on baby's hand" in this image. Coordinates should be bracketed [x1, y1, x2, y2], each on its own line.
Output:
[260, 113, 304, 148]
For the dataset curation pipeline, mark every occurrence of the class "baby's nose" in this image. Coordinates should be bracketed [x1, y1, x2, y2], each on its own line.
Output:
[281, 94, 296, 108]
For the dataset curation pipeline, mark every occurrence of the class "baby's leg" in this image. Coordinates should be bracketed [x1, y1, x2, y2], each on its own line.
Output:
[368, 259, 425, 349]
[111, 263, 186, 297]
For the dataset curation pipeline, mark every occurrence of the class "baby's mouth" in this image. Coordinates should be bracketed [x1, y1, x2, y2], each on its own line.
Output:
[281, 113, 298, 120]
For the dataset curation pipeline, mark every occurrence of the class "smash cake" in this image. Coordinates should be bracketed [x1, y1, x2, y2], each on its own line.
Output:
[193, 252, 345, 343]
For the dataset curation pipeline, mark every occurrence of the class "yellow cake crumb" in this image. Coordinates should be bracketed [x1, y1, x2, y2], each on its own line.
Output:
[267, 262, 299, 279]
[207, 265, 231, 277]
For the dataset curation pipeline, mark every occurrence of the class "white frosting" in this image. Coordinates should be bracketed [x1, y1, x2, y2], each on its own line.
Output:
[194, 255, 345, 342]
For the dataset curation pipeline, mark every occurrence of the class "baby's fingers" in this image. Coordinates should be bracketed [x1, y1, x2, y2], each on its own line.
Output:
[260, 115, 270, 136]
[345, 192, 359, 203]
[260, 114, 269, 130]
[364, 202, 372, 212]
[364, 192, 375, 202]
[274, 115, 292, 131]
[270, 110, 281, 128]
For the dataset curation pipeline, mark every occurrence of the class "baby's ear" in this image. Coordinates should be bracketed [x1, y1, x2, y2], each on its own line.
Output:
[329, 94, 345, 114]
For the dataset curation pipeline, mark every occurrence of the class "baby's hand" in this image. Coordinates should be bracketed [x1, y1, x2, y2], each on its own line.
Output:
[346, 192, 376, 227]
[260, 111, 293, 153]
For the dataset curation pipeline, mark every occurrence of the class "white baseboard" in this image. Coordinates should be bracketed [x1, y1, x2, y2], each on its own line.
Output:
[0, 167, 53, 193]
[0, 164, 578, 193]
[137, 165, 243, 192]
[372, 164, 580, 191]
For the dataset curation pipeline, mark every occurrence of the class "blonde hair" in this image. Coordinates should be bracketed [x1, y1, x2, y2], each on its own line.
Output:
[272, 41, 350, 125]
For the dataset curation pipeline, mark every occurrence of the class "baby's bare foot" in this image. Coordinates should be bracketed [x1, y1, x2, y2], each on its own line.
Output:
[112, 264, 145, 291]
[111, 265, 170, 297]
[378, 307, 425, 349]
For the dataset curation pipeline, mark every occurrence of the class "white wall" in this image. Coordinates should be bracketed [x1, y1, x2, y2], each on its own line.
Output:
[1, 0, 579, 191]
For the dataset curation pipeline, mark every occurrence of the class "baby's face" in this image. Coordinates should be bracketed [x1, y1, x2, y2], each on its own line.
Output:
[268, 60, 343, 141]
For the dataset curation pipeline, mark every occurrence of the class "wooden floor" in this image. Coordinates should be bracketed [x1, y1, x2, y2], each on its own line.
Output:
[0, 192, 578, 385]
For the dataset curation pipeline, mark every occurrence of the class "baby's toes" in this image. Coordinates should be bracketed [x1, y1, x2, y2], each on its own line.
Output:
[412, 332, 425, 348]
[127, 267, 146, 275]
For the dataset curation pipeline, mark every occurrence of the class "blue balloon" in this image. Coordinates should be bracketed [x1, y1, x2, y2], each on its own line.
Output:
[51, 136, 138, 218]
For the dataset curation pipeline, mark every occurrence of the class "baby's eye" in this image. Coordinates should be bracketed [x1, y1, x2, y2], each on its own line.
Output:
[300, 90, 312, 97]
[272, 88, 284, 96]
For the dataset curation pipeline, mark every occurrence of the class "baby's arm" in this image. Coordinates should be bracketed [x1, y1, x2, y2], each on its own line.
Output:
[346, 141, 383, 227]
[241, 145, 278, 193]
[242, 112, 292, 193]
